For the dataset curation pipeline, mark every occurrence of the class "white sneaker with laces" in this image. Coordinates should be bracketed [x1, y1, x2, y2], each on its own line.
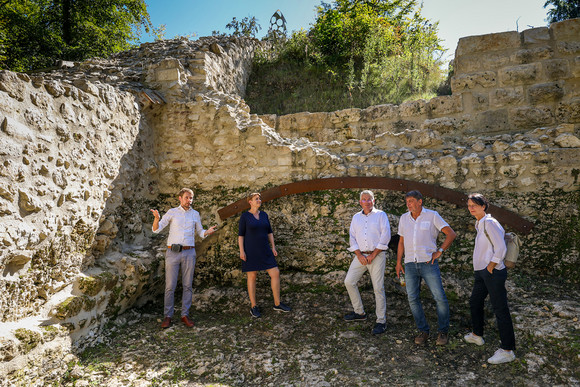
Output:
[487, 348, 516, 364]
[464, 332, 485, 346]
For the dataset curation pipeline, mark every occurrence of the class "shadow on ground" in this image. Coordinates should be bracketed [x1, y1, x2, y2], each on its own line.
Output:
[62, 271, 579, 386]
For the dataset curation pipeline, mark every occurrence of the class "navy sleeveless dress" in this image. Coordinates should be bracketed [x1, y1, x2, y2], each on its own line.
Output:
[238, 211, 278, 272]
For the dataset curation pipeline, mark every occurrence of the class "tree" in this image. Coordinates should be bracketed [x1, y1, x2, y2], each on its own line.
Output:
[311, 0, 441, 66]
[0, 0, 157, 72]
[544, 0, 580, 23]
[225, 16, 261, 38]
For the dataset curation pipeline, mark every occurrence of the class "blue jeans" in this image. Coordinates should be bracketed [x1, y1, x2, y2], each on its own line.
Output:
[405, 261, 450, 333]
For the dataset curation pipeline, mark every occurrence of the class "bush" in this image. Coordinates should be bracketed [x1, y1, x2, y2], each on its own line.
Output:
[245, 0, 446, 114]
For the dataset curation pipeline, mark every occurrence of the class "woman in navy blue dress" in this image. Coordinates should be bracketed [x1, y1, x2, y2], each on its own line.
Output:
[238, 193, 291, 318]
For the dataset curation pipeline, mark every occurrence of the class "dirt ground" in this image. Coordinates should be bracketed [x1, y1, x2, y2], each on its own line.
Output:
[61, 271, 579, 386]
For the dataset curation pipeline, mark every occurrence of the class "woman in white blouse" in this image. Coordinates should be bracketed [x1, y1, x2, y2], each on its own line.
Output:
[464, 193, 516, 364]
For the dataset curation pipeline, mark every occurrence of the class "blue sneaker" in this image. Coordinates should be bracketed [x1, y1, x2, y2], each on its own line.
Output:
[372, 323, 387, 335]
[273, 302, 291, 312]
[250, 306, 261, 318]
[344, 311, 367, 321]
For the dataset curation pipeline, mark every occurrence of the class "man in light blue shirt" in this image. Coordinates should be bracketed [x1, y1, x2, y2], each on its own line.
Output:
[396, 190, 456, 345]
[151, 188, 216, 328]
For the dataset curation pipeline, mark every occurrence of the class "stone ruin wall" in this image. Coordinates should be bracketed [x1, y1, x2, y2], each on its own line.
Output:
[0, 20, 579, 383]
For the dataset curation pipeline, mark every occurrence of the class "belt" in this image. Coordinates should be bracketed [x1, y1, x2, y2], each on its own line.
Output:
[167, 246, 195, 250]
[361, 251, 373, 254]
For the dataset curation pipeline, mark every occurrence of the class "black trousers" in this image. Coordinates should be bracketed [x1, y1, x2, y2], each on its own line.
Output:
[470, 268, 516, 351]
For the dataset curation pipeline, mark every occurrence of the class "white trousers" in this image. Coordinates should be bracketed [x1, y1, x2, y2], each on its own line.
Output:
[344, 251, 387, 324]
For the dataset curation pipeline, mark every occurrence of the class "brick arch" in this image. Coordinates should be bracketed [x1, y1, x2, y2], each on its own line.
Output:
[217, 177, 534, 234]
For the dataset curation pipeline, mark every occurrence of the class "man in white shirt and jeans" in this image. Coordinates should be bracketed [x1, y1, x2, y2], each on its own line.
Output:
[344, 190, 391, 335]
[396, 190, 456, 345]
[151, 188, 216, 329]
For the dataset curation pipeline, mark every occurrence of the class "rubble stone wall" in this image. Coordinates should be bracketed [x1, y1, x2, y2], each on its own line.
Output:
[0, 21, 579, 383]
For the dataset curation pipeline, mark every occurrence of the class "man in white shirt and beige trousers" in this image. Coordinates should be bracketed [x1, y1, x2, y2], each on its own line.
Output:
[151, 188, 216, 329]
[344, 190, 391, 335]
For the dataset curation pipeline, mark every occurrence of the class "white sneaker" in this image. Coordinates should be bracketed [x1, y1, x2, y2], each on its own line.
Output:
[464, 332, 485, 346]
[487, 348, 516, 364]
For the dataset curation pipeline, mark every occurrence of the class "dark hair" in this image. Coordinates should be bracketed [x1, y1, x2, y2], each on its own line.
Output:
[405, 190, 423, 201]
[467, 193, 489, 211]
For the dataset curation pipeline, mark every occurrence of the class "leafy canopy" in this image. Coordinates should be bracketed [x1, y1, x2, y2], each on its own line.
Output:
[245, 0, 447, 114]
[544, 0, 580, 23]
[0, 0, 157, 72]
[225, 16, 261, 38]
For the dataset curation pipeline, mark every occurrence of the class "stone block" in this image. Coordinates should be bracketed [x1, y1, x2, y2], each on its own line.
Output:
[258, 114, 276, 128]
[454, 52, 511, 74]
[473, 109, 509, 133]
[44, 80, 65, 98]
[451, 71, 497, 92]
[499, 64, 539, 86]
[427, 95, 462, 116]
[556, 99, 580, 123]
[155, 68, 181, 82]
[522, 27, 550, 44]
[360, 104, 398, 121]
[509, 106, 553, 129]
[512, 47, 553, 64]
[554, 133, 580, 148]
[1, 116, 34, 141]
[329, 108, 360, 124]
[0, 72, 25, 102]
[78, 275, 105, 297]
[456, 31, 520, 57]
[556, 41, 580, 55]
[471, 92, 489, 111]
[399, 100, 427, 117]
[550, 18, 580, 41]
[543, 59, 570, 80]
[14, 328, 42, 354]
[54, 296, 84, 319]
[421, 117, 461, 133]
[72, 79, 100, 96]
[278, 112, 326, 131]
[490, 86, 524, 107]
[527, 82, 565, 104]
[18, 190, 42, 215]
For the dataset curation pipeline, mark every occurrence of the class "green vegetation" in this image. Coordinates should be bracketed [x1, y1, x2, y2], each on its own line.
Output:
[245, 0, 447, 115]
[544, 0, 580, 23]
[14, 328, 42, 353]
[0, 0, 159, 72]
[55, 296, 84, 319]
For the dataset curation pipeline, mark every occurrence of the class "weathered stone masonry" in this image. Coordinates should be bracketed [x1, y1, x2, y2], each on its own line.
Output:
[0, 20, 578, 383]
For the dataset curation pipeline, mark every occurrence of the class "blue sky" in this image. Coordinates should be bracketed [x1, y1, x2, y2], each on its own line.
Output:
[142, 0, 550, 59]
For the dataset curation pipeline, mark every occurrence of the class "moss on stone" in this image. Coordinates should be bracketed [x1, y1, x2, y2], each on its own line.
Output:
[79, 276, 105, 296]
[101, 272, 119, 291]
[14, 328, 42, 354]
[55, 296, 84, 320]
[41, 325, 61, 341]
[83, 296, 96, 311]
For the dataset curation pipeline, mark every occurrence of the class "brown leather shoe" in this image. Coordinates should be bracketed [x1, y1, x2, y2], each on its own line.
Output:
[436, 332, 448, 345]
[161, 316, 171, 329]
[414, 331, 429, 345]
[181, 315, 194, 328]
